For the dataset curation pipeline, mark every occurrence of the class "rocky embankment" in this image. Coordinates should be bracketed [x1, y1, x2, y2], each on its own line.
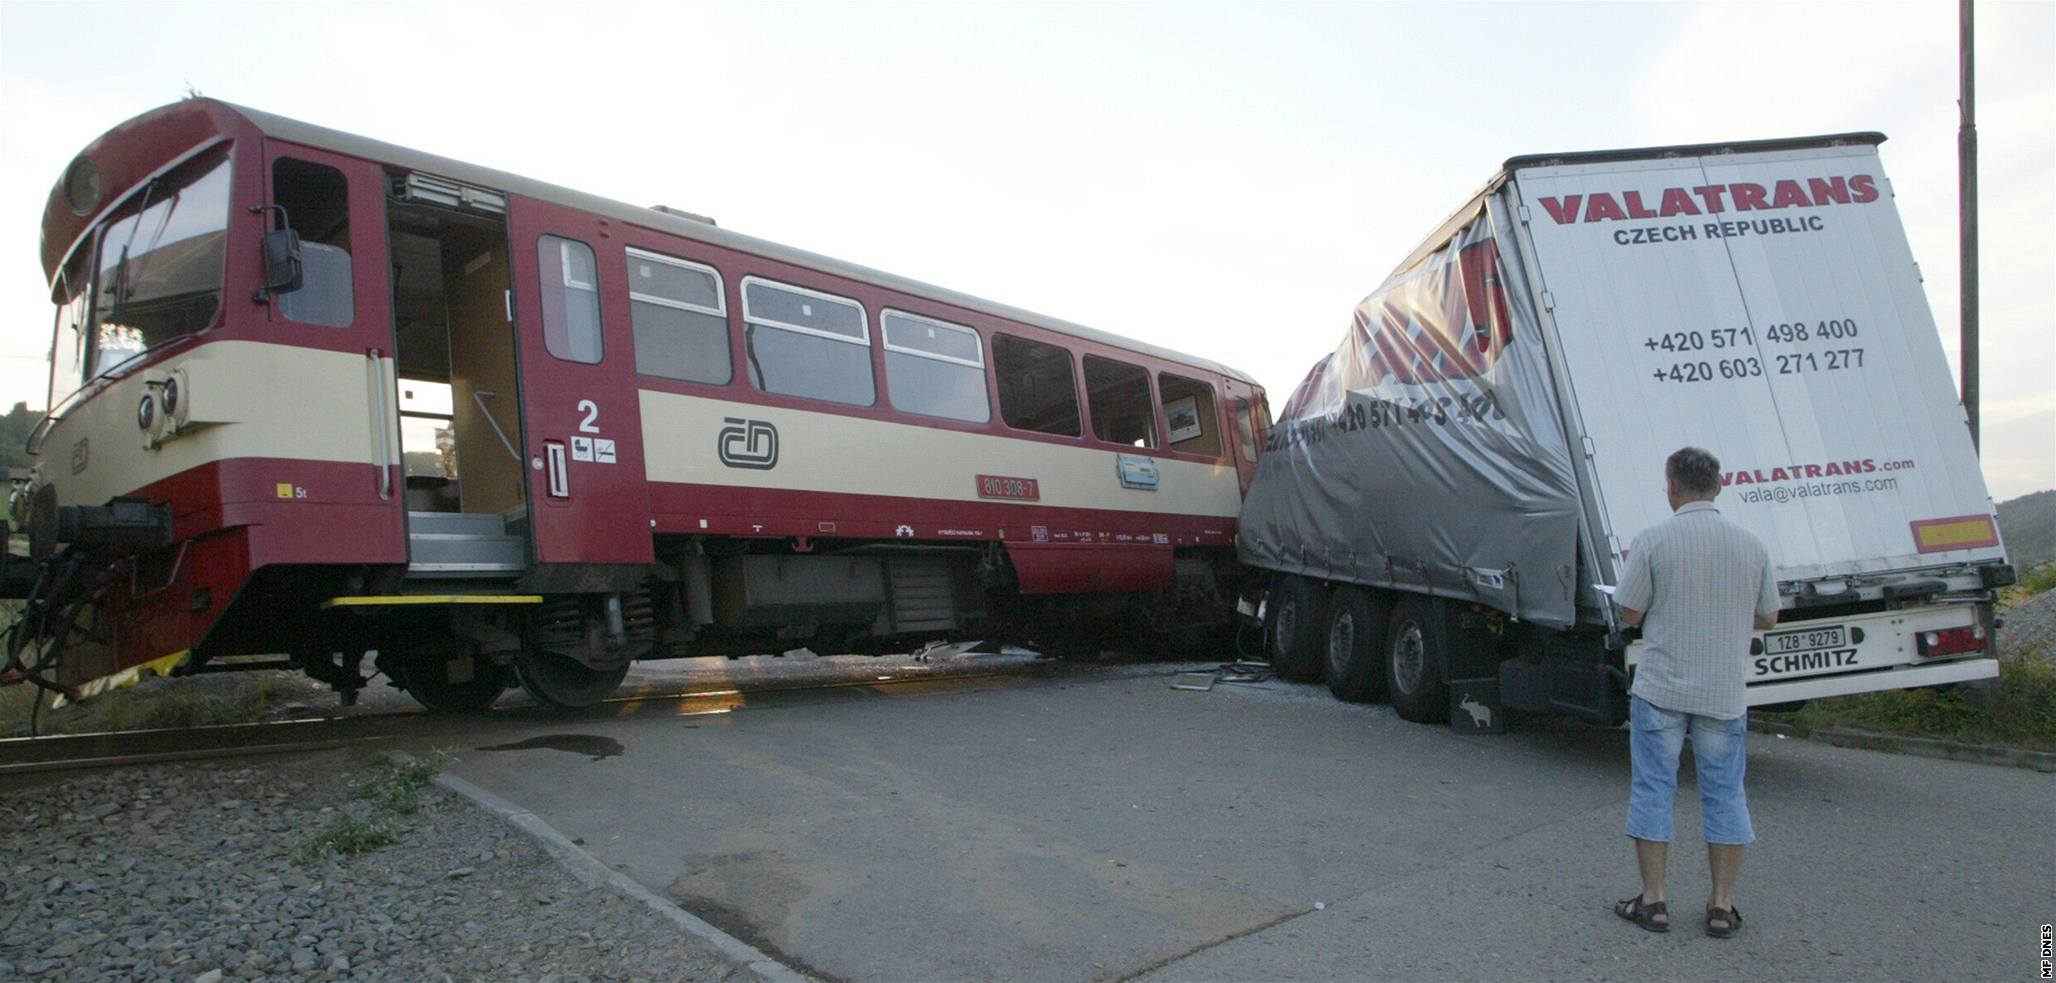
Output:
[0, 753, 740, 981]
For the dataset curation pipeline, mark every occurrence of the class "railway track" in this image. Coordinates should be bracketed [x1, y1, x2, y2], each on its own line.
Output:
[0, 659, 1095, 776]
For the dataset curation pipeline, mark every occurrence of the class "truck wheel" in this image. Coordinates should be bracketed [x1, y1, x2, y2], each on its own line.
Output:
[1264, 576, 1327, 682]
[1323, 588, 1387, 703]
[1384, 596, 1448, 723]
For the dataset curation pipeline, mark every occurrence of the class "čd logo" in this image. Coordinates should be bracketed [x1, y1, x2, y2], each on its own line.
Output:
[717, 418, 778, 470]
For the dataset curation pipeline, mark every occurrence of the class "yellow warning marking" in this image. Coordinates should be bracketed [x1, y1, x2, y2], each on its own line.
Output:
[1915, 520, 1987, 546]
[321, 594, 545, 609]
[275, 483, 294, 499]
[50, 649, 191, 708]
[1910, 515, 1999, 553]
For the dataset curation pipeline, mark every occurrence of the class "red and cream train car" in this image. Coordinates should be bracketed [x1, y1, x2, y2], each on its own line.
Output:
[2, 99, 1269, 711]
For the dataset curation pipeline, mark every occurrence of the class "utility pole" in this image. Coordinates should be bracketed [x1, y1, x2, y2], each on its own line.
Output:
[1959, 0, 1980, 451]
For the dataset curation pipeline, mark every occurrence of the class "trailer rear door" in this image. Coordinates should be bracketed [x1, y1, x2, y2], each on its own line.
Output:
[1511, 141, 2002, 584]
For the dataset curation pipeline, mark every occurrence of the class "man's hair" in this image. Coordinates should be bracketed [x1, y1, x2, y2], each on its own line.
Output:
[1666, 446, 1722, 498]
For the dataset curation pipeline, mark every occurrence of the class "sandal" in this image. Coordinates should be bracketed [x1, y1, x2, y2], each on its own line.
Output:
[1614, 895, 1669, 933]
[1704, 904, 1742, 939]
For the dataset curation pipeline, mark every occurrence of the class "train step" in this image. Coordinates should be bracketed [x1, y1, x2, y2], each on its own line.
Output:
[405, 511, 527, 576]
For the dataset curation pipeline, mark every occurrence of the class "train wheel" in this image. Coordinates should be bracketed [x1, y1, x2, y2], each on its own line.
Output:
[514, 648, 630, 709]
[389, 655, 511, 713]
[1323, 588, 1387, 703]
[1264, 576, 1327, 682]
[1384, 596, 1448, 723]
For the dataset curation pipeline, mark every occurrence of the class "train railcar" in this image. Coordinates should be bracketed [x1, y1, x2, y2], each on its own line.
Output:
[2, 99, 1269, 711]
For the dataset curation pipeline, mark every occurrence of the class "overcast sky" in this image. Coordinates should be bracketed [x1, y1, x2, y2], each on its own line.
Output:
[0, 1, 2049, 500]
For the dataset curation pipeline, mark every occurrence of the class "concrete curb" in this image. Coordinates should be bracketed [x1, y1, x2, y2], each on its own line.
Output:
[431, 771, 810, 983]
[1748, 718, 2056, 773]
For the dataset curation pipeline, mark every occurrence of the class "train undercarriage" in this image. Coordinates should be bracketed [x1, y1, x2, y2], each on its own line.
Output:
[3, 520, 1240, 713]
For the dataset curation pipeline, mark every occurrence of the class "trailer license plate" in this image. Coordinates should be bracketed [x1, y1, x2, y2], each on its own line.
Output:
[1765, 626, 1846, 655]
[1752, 624, 1859, 681]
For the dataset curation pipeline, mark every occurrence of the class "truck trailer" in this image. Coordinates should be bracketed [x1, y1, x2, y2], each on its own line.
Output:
[1238, 132, 2013, 729]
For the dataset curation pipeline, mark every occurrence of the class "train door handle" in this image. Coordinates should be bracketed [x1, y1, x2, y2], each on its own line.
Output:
[544, 440, 569, 498]
[367, 349, 392, 500]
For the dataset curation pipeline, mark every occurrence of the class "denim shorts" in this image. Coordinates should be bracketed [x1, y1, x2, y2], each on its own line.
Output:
[1626, 695, 1755, 845]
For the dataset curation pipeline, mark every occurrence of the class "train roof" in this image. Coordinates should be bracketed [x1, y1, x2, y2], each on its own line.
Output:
[195, 101, 1253, 386]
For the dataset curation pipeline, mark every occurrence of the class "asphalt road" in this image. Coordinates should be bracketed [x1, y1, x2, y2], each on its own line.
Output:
[434, 657, 2054, 982]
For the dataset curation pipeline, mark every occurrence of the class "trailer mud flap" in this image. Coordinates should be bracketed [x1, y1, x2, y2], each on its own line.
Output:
[1500, 658, 1624, 726]
[1449, 677, 1506, 734]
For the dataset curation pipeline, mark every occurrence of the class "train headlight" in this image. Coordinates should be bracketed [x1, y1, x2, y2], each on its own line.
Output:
[160, 376, 180, 417]
[63, 156, 102, 217]
[136, 392, 156, 432]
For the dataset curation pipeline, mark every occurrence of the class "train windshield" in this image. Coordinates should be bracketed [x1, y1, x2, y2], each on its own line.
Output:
[46, 259, 91, 409]
[76, 146, 233, 382]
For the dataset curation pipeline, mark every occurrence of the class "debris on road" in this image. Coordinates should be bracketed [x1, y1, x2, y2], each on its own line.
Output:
[1216, 661, 1275, 683]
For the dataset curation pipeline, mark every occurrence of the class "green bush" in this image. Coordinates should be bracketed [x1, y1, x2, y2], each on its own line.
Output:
[2019, 563, 2056, 597]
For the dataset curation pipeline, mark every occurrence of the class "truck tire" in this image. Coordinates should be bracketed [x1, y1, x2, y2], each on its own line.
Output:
[1384, 596, 1448, 723]
[1323, 587, 1387, 703]
[1264, 576, 1327, 682]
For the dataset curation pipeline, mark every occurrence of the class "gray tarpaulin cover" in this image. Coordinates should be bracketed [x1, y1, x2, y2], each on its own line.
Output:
[1236, 197, 1584, 627]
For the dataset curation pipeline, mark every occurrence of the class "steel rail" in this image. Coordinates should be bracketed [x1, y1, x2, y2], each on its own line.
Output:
[0, 660, 1096, 776]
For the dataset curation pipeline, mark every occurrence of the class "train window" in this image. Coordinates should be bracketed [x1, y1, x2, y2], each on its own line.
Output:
[397, 379, 457, 481]
[538, 235, 603, 364]
[882, 310, 989, 423]
[271, 158, 354, 328]
[742, 277, 873, 405]
[86, 146, 232, 379]
[1084, 355, 1157, 448]
[1233, 397, 1259, 463]
[626, 247, 730, 385]
[46, 250, 91, 408]
[1158, 372, 1221, 457]
[992, 334, 1080, 436]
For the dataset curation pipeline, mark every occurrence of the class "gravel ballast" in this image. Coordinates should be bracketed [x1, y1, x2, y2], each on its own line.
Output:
[0, 752, 741, 981]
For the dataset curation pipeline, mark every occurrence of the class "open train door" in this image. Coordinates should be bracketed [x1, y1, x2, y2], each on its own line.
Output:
[505, 197, 654, 575]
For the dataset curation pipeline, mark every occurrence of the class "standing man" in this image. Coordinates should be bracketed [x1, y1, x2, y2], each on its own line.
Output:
[1609, 447, 1779, 938]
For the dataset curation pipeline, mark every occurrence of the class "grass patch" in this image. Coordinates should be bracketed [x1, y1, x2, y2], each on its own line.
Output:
[2016, 563, 2056, 598]
[292, 814, 404, 863]
[293, 754, 448, 863]
[1760, 646, 2056, 752]
[0, 673, 279, 737]
[102, 677, 275, 731]
[352, 754, 443, 814]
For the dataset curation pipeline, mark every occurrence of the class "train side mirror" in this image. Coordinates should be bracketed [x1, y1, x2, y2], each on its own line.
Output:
[261, 227, 304, 297]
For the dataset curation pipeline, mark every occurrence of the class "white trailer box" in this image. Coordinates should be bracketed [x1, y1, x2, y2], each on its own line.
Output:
[1239, 133, 2011, 726]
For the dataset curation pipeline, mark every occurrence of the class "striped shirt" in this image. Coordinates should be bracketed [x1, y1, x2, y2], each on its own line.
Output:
[1615, 500, 1780, 719]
